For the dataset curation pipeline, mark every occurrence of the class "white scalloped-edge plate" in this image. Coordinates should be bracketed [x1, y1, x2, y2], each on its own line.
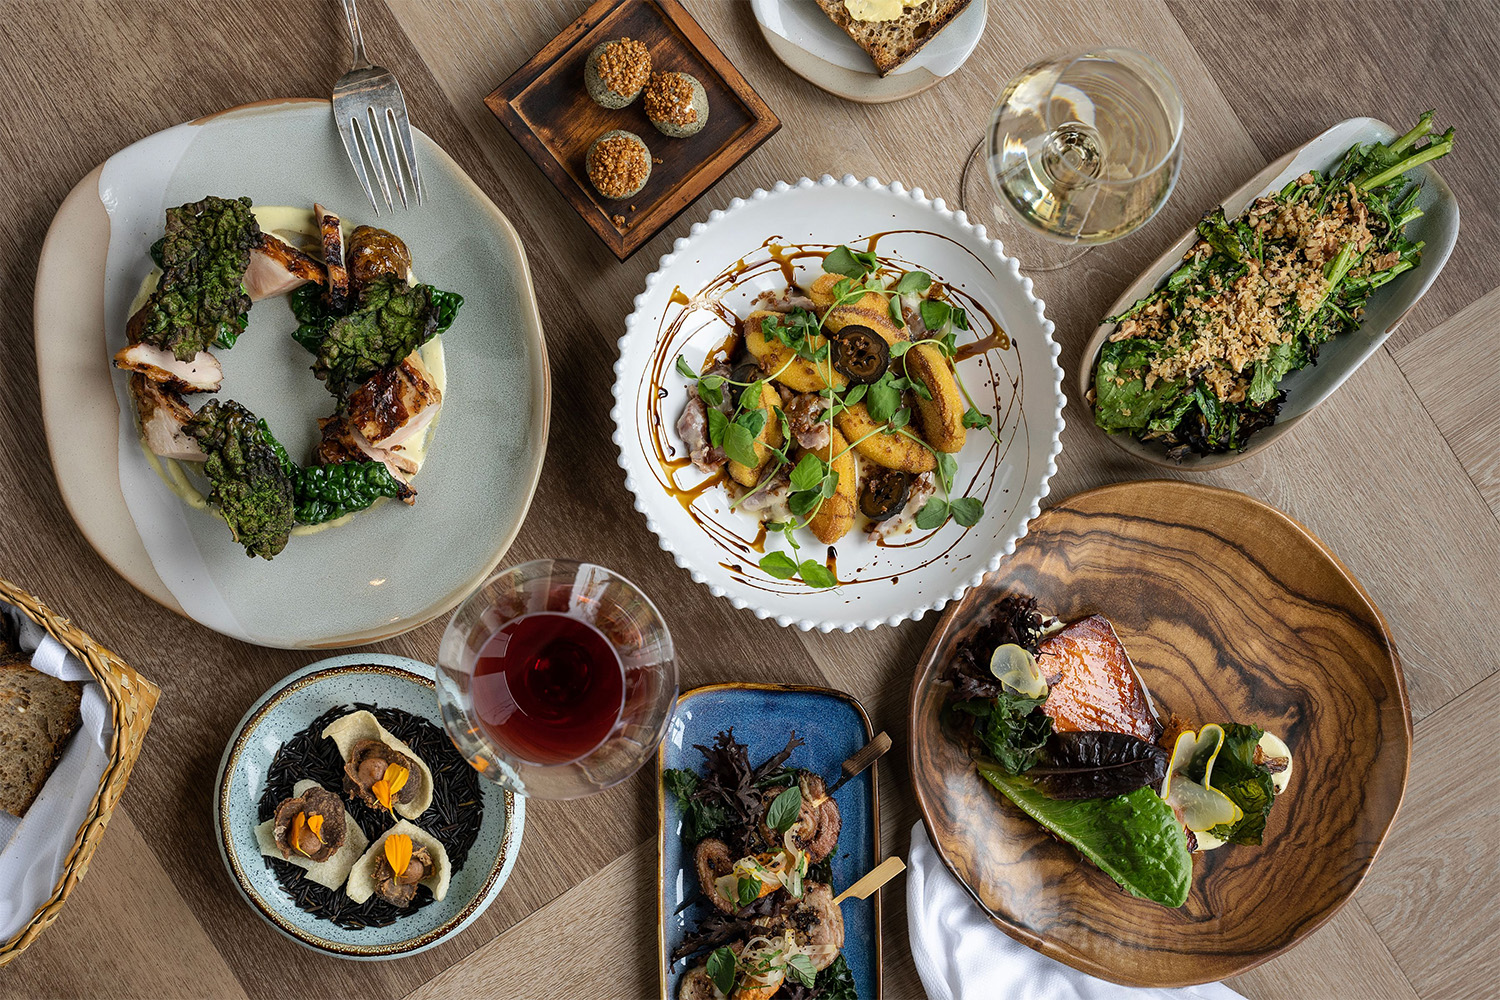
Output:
[612, 175, 1065, 632]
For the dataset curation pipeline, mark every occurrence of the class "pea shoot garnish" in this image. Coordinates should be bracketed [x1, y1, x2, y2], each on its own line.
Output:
[675, 245, 1006, 587]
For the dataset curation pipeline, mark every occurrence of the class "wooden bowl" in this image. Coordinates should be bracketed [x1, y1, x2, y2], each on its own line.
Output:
[908, 480, 1410, 987]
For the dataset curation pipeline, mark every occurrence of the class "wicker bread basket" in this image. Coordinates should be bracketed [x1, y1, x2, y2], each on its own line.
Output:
[0, 576, 159, 967]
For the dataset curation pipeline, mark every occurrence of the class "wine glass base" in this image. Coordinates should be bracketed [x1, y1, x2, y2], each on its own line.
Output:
[959, 138, 1092, 273]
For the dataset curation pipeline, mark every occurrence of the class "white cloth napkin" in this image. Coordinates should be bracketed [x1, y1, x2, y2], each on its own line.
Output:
[0, 603, 113, 944]
[907, 822, 1242, 1000]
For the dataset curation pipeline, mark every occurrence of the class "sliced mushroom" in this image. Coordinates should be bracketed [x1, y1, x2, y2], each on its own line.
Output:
[346, 225, 413, 292]
[695, 837, 736, 914]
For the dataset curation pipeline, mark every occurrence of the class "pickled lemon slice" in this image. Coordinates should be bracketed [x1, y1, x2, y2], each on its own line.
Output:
[989, 643, 1048, 699]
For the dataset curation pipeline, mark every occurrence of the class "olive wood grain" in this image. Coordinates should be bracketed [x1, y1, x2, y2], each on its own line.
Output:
[909, 480, 1411, 987]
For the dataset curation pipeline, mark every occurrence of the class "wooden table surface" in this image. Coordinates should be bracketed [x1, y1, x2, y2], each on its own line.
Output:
[2, 1, 1497, 997]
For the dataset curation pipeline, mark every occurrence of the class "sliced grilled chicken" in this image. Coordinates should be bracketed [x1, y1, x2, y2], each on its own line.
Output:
[244, 231, 327, 301]
[129, 375, 205, 461]
[344, 351, 441, 449]
[113, 341, 223, 393]
[315, 412, 419, 499]
[315, 203, 350, 312]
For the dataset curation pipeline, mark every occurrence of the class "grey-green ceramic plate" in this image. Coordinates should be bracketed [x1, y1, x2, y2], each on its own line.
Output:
[214, 653, 524, 960]
[36, 99, 550, 647]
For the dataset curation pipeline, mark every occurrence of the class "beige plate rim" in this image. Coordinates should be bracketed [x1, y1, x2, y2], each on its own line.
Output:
[907, 478, 1412, 987]
[34, 97, 552, 648]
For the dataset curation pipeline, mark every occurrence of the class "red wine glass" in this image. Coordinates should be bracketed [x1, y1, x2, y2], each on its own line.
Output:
[436, 559, 676, 799]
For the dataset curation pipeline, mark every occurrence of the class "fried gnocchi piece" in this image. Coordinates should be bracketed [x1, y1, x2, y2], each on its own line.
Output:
[744, 311, 847, 394]
[904, 343, 966, 453]
[808, 273, 904, 345]
[727, 382, 786, 487]
[833, 402, 936, 473]
[799, 426, 857, 544]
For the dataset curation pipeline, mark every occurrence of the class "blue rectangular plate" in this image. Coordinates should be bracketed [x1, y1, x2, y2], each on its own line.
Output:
[658, 683, 881, 999]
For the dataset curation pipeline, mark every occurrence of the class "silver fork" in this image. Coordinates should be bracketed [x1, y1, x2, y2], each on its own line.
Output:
[333, 0, 422, 213]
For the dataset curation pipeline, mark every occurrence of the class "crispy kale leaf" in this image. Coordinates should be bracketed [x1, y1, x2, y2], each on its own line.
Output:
[309, 277, 464, 394]
[138, 196, 260, 359]
[185, 400, 295, 559]
[293, 461, 412, 524]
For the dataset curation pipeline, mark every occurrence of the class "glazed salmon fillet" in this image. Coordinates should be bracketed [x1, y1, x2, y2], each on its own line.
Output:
[1038, 615, 1159, 741]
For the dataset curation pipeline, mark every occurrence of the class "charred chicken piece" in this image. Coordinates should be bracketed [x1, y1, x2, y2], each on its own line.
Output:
[114, 338, 223, 393]
[315, 203, 350, 312]
[316, 411, 418, 489]
[129, 374, 206, 461]
[244, 231, 327, 301]
[344, 351, 442, 450]
[271, 785, 347, 862]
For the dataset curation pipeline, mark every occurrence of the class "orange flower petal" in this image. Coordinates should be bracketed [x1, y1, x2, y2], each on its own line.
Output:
[384, 763, 410, 798]
[307, 813, 325, 844]
[372, 778, 394, 815]
[290, 812, 310, 857]
[384, 833, 413, 876]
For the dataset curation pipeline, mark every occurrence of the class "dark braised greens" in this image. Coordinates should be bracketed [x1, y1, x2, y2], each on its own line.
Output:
[1093, 112, 1455, 459]
[185, 399, 295, 559]
[292, 461, 412, 525]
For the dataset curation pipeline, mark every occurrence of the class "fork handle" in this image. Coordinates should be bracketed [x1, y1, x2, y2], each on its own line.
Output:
[341, 0, 373, 69]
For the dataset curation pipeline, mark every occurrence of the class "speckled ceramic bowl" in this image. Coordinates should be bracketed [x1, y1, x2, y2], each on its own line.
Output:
[214, 653, 524, 960]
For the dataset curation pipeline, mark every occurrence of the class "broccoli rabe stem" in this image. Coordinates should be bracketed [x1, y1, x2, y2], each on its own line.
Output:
[1357, 132, 1455, 191]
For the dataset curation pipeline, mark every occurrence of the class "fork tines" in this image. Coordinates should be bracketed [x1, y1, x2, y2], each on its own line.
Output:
[333, 74, 422, 214]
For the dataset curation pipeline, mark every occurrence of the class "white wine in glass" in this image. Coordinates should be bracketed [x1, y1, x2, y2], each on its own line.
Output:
[962, 47, 1184, 270]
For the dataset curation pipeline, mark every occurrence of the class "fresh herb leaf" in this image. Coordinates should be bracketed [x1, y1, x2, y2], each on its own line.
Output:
[799, 560, 837, 589]
[809, 955, 858, 1000]
[759, 551, 799, 580]
[736, 407, 767, 438]
[893, 270, 932, 294]
[820, 470, 841, 498]
[936, 452, 958, 493]
[920, 299, 951, 332]
[706, 947, 737, 996]
[789, 489, 821, 518]
[962, 406, 992, 429]
[950, 497, 983, 527]
[843, 383, 867, 405]
[889, 340, 914, 358]
[866, 378, 901, 423]
[915, 498, 950, 530]
[723, 423, 759, 468]
[789, 453, 825, 492]
[785, 953, 818, 988]
[952, 306, 970, 331]
[736, 876, 761, 908]
[823, 244, 877, 278]
[888, 406, 911, 429]
[706, 407, 728, 448]
[662, 768, 733, 841]
[953, 690, 1052, 774]
[766, 783, 803, 833]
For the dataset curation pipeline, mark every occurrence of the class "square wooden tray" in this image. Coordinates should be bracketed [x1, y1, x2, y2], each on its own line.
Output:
[485, 0, 780, 261]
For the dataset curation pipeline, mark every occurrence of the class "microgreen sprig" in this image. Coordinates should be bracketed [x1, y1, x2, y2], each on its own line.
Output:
[677, 244, 1008, 589]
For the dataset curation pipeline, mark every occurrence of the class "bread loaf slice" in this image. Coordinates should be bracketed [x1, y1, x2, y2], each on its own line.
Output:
[814, 0, 974, 77]
[0, 653, 83, 818]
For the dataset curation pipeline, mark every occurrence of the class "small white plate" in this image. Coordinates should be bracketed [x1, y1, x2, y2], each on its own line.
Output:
[612, 175, 1065, 632]
[751, 0, 987, 103]
[1083, 117, 1459, 470]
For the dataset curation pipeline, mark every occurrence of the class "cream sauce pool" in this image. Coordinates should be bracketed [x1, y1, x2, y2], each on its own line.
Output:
[133, 206, 446, 536]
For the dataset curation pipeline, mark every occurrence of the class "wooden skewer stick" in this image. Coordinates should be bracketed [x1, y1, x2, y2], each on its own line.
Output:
[827, 731, 892, 794]
[834, 856, 906, 905]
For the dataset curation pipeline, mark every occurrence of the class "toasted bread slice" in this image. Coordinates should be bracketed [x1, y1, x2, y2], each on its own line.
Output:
[0, 654, 83, 817]
[813, 0, 973, 77]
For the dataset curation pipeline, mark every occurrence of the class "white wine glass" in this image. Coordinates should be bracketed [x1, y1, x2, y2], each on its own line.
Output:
[960, 47, 1185, 271]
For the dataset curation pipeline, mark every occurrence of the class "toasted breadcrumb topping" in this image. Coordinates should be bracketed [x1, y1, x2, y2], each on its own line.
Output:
[644, 71, 697, 126]
[1113, 180, 1375, 401]
[588, 136, 650, 199]
[596, 38, 650, 95]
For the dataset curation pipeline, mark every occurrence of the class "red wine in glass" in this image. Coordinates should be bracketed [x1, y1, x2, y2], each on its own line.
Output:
[470, 612, 625, 765]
